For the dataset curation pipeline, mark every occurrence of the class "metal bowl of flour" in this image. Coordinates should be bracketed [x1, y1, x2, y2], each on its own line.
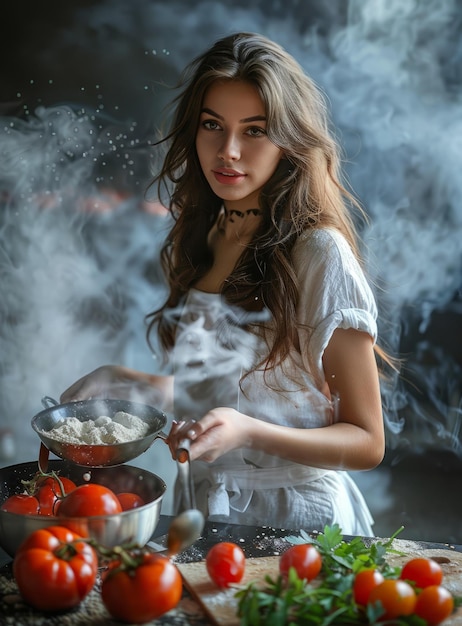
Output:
[0, 459, 166, 556]
[31, 397, 168, 467]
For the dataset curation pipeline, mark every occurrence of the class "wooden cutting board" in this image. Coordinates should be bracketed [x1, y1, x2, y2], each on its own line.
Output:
[177, 539, 462, 626]
[177, 555, 279, 626]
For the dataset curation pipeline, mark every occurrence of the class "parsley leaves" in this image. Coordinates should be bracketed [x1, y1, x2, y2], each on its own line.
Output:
[235, 524, 458, 625]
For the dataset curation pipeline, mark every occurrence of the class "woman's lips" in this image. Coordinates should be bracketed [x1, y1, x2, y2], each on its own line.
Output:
[212, 169, 246, 185]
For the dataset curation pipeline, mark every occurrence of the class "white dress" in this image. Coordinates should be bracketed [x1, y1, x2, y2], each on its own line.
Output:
[171, 228, 378, 536]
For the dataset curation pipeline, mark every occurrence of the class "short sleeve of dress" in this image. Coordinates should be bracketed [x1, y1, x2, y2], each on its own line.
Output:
[293, 229, 378, 385]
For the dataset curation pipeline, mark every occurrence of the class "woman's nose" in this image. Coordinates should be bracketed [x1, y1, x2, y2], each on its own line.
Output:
[218, 133, 240, 161]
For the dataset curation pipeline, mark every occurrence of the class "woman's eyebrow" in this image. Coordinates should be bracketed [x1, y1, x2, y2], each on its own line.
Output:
[200, 107, 266, 123]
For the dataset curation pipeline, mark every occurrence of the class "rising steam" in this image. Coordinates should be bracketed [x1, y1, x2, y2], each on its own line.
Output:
[1, 0, 461, 474]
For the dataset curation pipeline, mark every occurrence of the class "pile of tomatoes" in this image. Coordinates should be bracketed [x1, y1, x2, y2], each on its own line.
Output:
[2, 470, 180, 623]
[1, 471, 181, 623]
[355, 557, 454, 624]
[205, 541, 457, 625]
[1, 474, 77, 516]
[0, 471, 145, 517]
[278, 544, 457, 624]
[11, 524, 182, 621]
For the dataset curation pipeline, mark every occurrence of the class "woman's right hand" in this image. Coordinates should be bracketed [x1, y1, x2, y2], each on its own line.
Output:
[60, 365, 126, 402]
[60, 365, 174, 411]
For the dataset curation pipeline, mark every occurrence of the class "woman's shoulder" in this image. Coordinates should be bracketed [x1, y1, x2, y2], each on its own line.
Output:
[293, 227, 355, 263]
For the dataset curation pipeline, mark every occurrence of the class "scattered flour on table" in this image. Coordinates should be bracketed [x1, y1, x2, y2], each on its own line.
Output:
[40, 412, 150, 444]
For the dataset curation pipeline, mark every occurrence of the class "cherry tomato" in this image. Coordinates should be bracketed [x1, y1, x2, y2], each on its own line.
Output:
[353, 568, 385, 606]
[0, 493, 39, 515]
[13, 525, 98, 611]
[415, 585, 454, 625]
[368, 579, 416, 620]
[117, 492, 146, 511]
[37, 476, 77, 516]
[206, 542, 246, 588]
[101, 552, 182, 622]
[400, 557, 443, 589]
[279, 544, 322, 582]
[58, 483, 122, 517]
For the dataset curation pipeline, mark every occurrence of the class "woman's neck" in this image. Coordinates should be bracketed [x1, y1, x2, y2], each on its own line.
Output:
[193, 206, 261, 293]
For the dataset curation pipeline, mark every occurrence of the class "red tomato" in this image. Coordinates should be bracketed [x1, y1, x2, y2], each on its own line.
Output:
[279, 544, 322, 582]
[368, 579, 416, 619]
[117, 492, 146, 511]
[0, 493, 39, 515]
[206, 542, 246, 588]
[400, 557, 443, 589]
[101, 552, 182, 622]
[13, 525, 98, 611]
[353, 568, 385, 606]
[58, 483, 122, 517]
[37, 476, 77, 516]
[415, 585, 454, 625]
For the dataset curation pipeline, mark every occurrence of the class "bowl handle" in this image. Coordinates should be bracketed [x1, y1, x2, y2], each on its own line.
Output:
[176, 438, 196, 511]
[41, 396, 59, 409]
[38, 442, 50, 473]
[156, 432, 196, 511]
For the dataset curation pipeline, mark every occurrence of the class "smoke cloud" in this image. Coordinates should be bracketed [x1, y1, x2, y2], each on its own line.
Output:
[1, 0, 461, 510]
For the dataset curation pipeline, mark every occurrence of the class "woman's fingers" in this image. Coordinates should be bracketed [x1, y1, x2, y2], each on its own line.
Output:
[60, 378, 89, 402]
[167, 419, 199, 459]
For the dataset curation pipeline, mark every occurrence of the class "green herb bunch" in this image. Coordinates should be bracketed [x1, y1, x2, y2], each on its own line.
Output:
[235, 525, 460, 626]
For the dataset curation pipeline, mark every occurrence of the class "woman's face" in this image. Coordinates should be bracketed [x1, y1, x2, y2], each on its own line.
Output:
[195, 80, 283, 213]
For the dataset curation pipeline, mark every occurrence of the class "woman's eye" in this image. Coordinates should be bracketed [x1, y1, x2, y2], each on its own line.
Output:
[202, 120, 221, 131]
[247, 126, 266, 137]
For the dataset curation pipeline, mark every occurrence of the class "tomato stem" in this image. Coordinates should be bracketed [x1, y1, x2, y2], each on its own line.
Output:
[83, 539, 147, 572]
[21, 468, 67, 498]
[54, 540, 82, 560]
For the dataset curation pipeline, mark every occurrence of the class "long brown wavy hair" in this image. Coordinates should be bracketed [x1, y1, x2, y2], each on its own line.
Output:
[146, 32, 390, 376]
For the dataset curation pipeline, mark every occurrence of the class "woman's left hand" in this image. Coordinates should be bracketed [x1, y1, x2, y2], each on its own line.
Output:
[167, 408, 253, 463]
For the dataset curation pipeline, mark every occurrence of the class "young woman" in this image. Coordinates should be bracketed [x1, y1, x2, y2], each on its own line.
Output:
[61, 32, 386, 536]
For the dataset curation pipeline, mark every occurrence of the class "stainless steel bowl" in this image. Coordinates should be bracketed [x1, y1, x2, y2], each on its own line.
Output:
[0, 460, 166, 557]
[31, 397, 168, 467]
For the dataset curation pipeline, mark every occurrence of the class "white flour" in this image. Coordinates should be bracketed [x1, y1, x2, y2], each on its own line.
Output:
[41, 411, 151, 445]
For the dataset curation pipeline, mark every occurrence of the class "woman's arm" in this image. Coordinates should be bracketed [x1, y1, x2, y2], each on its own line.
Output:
[60, 365, 174, 413]
[168, 328, 385, 471]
